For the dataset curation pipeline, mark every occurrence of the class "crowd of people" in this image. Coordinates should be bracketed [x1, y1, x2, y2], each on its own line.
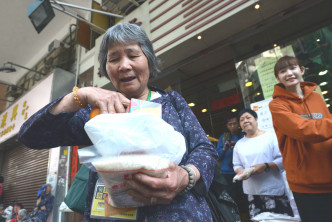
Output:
[0, 22, 328, 222]
[0, 184, 54, 222]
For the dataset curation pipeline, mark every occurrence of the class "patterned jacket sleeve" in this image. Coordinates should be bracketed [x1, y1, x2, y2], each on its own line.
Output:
[168, 91, 218, 196]
[18, 97, 92, 149]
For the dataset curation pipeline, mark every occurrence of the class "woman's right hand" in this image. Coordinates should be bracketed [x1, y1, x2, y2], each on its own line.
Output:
[50, 87, 131, 114]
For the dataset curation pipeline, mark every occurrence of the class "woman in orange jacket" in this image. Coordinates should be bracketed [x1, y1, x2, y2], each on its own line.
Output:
[269, 56, 332, 222]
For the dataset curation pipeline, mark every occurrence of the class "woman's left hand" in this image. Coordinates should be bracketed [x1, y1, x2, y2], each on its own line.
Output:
[125, 162, 190, 205]
[251, 163, 266, 175]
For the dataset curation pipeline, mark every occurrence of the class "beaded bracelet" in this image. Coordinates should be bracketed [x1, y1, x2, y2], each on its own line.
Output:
[180, 165, 195, 194]
[186, 165, 197, 185]
[72, 86, 87, 108]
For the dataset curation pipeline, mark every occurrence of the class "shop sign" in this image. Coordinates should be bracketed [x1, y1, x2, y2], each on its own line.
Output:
[211, 93, 241, 111]
[0, 74, 53, 144]
[254, 56, 279, 99]
[250, 98, 274, 132]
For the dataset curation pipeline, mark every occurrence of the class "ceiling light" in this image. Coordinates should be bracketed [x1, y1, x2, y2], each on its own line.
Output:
[320, 82, 328, 86]
[322, 90, 328, 95]
[27, 0, 55, 33]
[327, 104, 330, 107]
[256, 92, 261, 96]
[0, 64, 16, 73]
[197, 35, 202, 40]
[188, 103, 195, 107]
[231, 109, 237, 112]
[254, 3, 260, 10]
[316, 38, 320, 42]
[273, 44, 277, 47]
[245, 82, 253, 87]
[324, 98, 330, 101]
[319, 70, 328, 76]
[201, 108, 207, 113]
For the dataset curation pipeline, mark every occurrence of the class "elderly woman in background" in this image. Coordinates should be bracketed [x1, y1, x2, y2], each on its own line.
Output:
[16, 209, 27, 222]
[23, 184, 54, 222]
[18, 22, 218, 221]
[232, 109, 293, 219]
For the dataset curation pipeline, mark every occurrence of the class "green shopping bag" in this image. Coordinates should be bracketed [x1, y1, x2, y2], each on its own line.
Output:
[64, 164, 90, 214]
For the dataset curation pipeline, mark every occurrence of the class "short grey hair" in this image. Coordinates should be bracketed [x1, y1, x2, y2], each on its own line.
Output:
[18, 209, 27, 217]
[98, 22, 161, 80]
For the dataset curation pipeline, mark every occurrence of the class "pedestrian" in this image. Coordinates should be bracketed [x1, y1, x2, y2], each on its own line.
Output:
[269, 55, 332, 222]
[233, 109, 293, 219]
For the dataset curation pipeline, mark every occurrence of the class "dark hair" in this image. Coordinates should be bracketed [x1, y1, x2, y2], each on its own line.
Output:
[237, 108, 258, 120]
[274, 56, 302, 77]
[13, 202, 23, 209]
[98, 22, 161, 81]
[224, 112, 237, 125]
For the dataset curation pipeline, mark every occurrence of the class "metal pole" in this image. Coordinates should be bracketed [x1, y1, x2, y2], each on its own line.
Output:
[6, 62, 47, 76]
[75, 45, 81, 86]
[50, 0, 124, 19]
[51, 4, 106, 34]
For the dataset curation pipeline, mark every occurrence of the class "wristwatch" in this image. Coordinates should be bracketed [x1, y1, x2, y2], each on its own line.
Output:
[264, 163, 270, 172]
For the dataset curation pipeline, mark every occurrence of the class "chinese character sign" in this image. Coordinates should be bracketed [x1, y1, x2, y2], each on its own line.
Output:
[250, 98, 274, 133]
[0, 74, 54, 143]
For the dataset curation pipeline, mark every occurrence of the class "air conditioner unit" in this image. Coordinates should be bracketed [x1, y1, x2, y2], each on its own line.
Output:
[48, 40, 70, 52]
[6, 85, 23, 99]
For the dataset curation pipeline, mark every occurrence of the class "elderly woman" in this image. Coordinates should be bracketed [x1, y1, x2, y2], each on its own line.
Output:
[18, 23, 218, 221]
[16, 209, 28, 222]
[232, 109, 293, 219]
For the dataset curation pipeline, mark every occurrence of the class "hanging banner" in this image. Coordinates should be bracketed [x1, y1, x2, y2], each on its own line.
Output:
[254, 57, 278, 99]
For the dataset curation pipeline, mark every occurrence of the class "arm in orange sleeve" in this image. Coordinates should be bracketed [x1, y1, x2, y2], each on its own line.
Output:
[269, 100, 332, 143]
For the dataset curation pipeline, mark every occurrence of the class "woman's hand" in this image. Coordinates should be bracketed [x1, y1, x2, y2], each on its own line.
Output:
[50, 87, 130, 114]
[251, 163, 266, 175]
[125, 162, 197, 205]
[36, 197, 41, 206]
[235, 169, 250, 180]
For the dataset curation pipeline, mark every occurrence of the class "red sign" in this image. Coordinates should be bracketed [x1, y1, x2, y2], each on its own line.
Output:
[71, 146, 79, 178]
[211, 94, 241, 111]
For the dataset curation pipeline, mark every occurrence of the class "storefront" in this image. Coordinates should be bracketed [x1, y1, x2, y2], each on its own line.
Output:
[144, 0, 332, 140]
[0, 141, 49, 211]
[82, 0, 330, 142]
[0, 74, 54, 211]
[236, 25, 332, 112]
[0, 69, 75, 222]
